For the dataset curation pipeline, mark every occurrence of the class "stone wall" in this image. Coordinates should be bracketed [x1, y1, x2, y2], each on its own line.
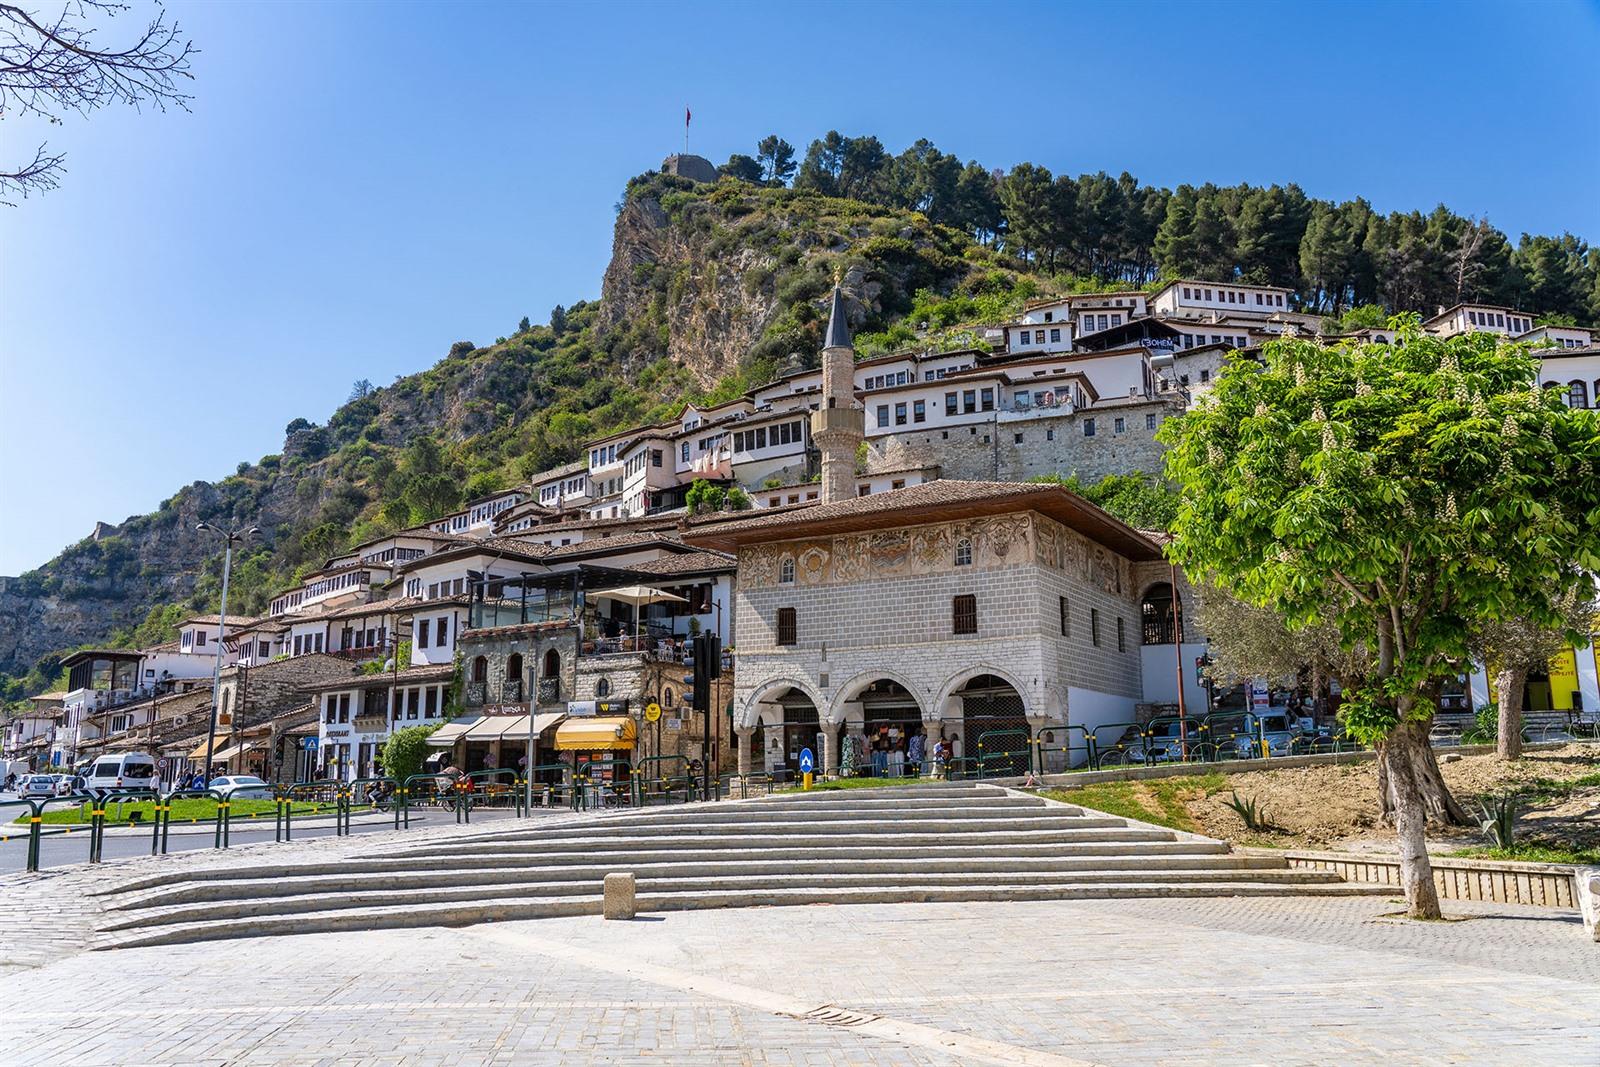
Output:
[458, 624, 580, 709]
[864, 400, 1178, 484]
[731, 511, 1149, 730]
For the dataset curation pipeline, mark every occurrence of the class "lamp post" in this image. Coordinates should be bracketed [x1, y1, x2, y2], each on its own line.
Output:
[196, 522, 257, 786]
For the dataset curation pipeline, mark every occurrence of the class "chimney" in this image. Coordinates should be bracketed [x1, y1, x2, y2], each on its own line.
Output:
[809, 287, 865, 505]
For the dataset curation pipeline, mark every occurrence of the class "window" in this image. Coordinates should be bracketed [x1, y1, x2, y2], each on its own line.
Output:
[1049, 328, 1061, 343]
[877, 404, 890, 428]
[1146, 413, 1158, 430]
[1568, 380, 1589, 409]
[779, 557, 795, 584]
[596, 677, 610, 698]
[894, 402, 907, 426]
[891, 479, 905, 490]
[963, 390, 976, 414]
[1200, 368, 1211, 383]
[1083, 418, 1096, 437]
[1117, 617, 1126, 653]
[1014, 432, 1024, 444]
[952, 594, 978, 635]
[196, 631, 207, 647]
[507, 652, 522, 686]
[1046, 428, 1054, 441]
[1059, 596, 1070, 637]
[417, 619, 430, 649]
[1019, 330, 1031, 344]
[471, 656, 487, 683]
[913, 400, 925, 423]
[1114, 417, 1126, 434]
[1091, 608, 1101, 647]
[1183, 287, 1192, 299]
[425, 687, 439, 718]
[954, 538, 972, 567]
[776, 607, 797, 646]
[436, 616, 449, 646]
[945, 392, 958, 416]
[980, 388, 994, 411]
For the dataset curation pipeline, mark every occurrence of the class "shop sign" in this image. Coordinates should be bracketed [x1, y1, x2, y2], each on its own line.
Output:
[666, 717, 684, 731]
[483, 702, 528, 715]
[644, 702, 662, 723]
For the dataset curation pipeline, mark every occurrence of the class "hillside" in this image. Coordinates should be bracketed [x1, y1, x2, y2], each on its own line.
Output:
[5, 133, 1596, 701]
[0, 172, 1015, 695]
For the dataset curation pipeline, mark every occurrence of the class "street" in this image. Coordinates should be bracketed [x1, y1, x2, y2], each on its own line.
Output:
[0, 793, 521, 873]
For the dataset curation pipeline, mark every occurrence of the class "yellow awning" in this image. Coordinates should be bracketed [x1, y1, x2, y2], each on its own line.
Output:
[188, 734, 232, 760]
[553, 716, 636, 751]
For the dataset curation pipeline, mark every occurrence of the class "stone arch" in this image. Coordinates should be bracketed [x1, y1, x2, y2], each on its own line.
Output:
[828, 668, 927, 723]
[739, 676, 825, 730]
[932, 663, 1036, 722]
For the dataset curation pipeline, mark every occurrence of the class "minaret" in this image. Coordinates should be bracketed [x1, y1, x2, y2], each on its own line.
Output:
[810, 286, 864, 505]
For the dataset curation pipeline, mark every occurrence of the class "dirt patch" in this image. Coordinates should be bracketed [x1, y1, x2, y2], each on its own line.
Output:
[1160, 745, 1600, 858]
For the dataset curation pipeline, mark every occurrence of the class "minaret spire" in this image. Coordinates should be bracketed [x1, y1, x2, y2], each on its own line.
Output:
[810, 285, 865, 505]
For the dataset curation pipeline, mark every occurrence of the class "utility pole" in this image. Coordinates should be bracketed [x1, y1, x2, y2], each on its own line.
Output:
[195, 522, 257, 786]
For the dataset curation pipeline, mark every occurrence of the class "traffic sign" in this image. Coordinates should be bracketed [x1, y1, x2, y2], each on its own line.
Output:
[798, 748, 814, 774]
[645, 702, 662, 723]
[301, 736, 319, 751]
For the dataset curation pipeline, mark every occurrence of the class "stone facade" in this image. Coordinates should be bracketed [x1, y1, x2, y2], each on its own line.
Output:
[730, 510, 1151, 766]
[457, 623, 580, 710]
[865, 399, 1178, 484]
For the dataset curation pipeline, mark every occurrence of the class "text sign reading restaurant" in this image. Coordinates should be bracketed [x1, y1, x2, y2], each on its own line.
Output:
[566, 699, 630, 718]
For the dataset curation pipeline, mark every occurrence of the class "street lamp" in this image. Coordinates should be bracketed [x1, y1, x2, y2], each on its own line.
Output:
[196, 522, 258, 786]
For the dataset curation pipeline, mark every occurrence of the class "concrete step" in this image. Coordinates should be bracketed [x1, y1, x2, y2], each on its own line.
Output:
[98, 839, 1235, 896]
[415, 814, 1117, 849]
[101, 867, 1350, 931]
[108, 852, 1300, 909]
[94, 880, 1391, 951]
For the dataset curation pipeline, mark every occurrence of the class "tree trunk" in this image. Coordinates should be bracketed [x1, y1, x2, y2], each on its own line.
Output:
[1378, 720, 1444, 919]
[1495, 667, 1525, 761]
[1376, 713, 1471, 826]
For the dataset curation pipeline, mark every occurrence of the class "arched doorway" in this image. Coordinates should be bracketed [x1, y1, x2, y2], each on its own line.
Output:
[840, 678, 923, 777]
[541, 648, 561, 702]
[752, 686, 820, 781]
[957, 674, 1030, 775]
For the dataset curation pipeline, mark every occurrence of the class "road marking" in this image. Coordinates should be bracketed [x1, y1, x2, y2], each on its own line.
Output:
[469, 924, 1107, 1067]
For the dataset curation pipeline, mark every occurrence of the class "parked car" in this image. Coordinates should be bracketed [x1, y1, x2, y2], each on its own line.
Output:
[18, 774, 77, 798]
[1235, 713, 1298, 759]
[210, 775, 274, 799]
[83, 752, 160, 798]
[1129, 719, 1199, 763]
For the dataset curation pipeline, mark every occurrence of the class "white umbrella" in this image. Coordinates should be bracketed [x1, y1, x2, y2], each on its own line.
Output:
[594, 585, 688, 650]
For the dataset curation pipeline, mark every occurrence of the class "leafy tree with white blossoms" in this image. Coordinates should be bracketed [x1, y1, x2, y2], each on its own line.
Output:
[1162, 318, 1600, 918]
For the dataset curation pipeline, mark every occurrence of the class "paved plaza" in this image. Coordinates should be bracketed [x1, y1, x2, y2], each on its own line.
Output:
[1, 889, 1592, 1066]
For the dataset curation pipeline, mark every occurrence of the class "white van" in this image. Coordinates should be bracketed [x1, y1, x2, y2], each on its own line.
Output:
[84, 752, 160, 797]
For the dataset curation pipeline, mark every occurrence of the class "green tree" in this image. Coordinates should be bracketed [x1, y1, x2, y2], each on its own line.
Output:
[518, 315, 532, 334]
[549, 305, 567, 336]
[1162, 324, 1600, 918]
[684, 479, 726, 515]
[380, 722, 442, 783]
[998, 162, 1055, 265]
[1467, 588, 1595, 760]
[1514, 233, 1591, 323]
[718, 153, 763, 183]
[755, 135, 796, 185]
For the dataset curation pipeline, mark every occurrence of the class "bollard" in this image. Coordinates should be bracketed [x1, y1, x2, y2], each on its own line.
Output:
[602, 872, 636, 920]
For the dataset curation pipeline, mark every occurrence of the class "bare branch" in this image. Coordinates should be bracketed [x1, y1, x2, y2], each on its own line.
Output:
[0, 0, 196, 200]
[0, 139, 63, 203]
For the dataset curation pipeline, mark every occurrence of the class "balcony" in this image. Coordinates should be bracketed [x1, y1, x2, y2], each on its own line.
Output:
[536, 678, 561, 705]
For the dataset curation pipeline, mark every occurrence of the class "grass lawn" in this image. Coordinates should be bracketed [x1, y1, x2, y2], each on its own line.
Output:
[1042, 773, 1229, 834]
[1447, 844, 1600, 866]
[19, 798, 340, 827]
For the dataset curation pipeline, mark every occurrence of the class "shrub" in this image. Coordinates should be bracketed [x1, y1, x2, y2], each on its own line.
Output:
[380, 722, 442, 783]
[1223, 791, 1270, 831]
[1477, 793, 1517, 850]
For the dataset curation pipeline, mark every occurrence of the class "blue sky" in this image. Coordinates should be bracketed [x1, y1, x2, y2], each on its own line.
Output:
[2, 0, 1597, 574]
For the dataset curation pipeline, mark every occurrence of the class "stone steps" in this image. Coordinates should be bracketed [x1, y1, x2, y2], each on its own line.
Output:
[94, 880, 1387, 951]
[100, 868, 1352, 931]
[89, 785, 1386, 948]
[97, 838, 1235, 896]
[109, 852, 1295, 907]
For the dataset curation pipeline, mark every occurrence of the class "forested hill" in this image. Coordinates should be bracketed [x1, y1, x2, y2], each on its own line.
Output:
[3, 132, 1596, 700]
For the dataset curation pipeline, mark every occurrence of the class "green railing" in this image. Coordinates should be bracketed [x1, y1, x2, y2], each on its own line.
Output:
[635, 755, 697, 805]
[572, 759, 633, 811]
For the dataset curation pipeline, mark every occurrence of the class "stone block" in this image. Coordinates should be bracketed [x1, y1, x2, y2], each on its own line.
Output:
[602, 872, 636, 920]
[1578, 867, 1600, 942]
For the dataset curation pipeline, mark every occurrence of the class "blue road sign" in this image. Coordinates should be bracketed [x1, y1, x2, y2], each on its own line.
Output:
[798, 747, 814, 774]
[301, 736, 319, 751]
